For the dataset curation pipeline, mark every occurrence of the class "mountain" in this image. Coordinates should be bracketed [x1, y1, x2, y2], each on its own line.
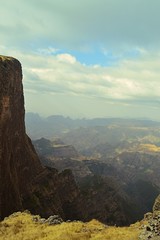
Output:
[0, 56, 83, 221]
[33, 137, 160, 226]
[33, 138, 79, 158]
[25, 112, 160, 140]
[1, 55, 160, 235]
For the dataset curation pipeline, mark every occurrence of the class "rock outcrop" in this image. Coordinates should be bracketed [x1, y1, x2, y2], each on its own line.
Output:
[153, 194, 160, 212]
[139, 195, 160, 239]
[0, 56, 82, 220]
[33, 138, 79, 158]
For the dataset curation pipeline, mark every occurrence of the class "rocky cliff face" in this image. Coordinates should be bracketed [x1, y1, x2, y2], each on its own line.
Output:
[0, 56, 81, 220]
[0, 56, 41, 218]
[33, 138, 79, 158]
[139, 195, 160, 239]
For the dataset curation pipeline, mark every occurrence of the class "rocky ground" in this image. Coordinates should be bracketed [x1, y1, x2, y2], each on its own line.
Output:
[139, 195, 160, 239]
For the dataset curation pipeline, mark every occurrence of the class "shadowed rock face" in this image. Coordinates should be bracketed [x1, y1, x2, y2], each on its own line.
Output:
[0, 56, 41, 218]
[0, 56, 81, 220]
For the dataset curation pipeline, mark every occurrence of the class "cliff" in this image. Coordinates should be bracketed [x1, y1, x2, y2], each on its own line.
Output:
[33, 138, 79, 158]
[0, 55, 81, 220]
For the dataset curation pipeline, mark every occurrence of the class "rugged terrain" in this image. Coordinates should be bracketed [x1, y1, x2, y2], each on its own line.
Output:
[29, 114, 160, 226]
[1, 55, 154, 228]
[33, 137, 159, 226]
[0, 195, 160, 240]
[1, 55, 160, 238]
[0, 56, 83, 221]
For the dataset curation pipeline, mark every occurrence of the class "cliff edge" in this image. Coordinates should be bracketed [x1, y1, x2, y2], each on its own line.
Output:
[0, 56, 82, 220]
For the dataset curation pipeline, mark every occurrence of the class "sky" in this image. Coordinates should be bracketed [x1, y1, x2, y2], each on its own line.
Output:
[1, 0, 160, 120]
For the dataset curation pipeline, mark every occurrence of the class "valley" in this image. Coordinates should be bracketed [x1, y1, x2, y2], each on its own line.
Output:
[26, 114, 160, 226]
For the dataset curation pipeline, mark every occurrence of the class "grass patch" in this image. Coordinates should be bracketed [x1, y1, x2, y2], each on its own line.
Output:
[0, 212, 141, 240]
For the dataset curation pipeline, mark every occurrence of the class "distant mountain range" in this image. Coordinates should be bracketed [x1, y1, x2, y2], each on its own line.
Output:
[25, 112, 160, 140]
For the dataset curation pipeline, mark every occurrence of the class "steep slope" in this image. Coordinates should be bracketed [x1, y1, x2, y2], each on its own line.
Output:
[0, 56, 42, 218]
[33, 138, 79, 158]
[33, 137, 160, 225]
[0, 56, 81, 220]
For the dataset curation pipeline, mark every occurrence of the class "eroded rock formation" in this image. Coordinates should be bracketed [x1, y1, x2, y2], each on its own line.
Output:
[0, 56, 81, 220]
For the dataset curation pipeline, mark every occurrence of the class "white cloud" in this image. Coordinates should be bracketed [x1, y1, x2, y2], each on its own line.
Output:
[37, 47, 59, 55]
[1, 1, 160, 118]
[57, 54, 76, 64]
[13, 50, 160, 107]
[1, 41, 160, 111]
[1, 43, 160, 118]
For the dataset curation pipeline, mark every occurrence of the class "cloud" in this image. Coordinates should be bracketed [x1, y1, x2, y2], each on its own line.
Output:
[1, 42, 160, 118]
[57, 54, 76, 64]
[37, 47, 60, 55]
[2, 47, 157, 109]
[1, 0, 160, 117]
[1, 0, 160, 51]
[1, 42, 160, 108]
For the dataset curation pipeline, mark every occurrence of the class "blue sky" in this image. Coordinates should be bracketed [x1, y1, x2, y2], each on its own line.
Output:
[1, 0, 160, 119]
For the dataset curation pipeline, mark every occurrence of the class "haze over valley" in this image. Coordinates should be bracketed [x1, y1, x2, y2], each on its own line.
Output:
[26, 113, 160, 225]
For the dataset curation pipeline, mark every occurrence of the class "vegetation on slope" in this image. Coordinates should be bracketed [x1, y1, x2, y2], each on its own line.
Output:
[0, 212, 142, 240]
[138, 143, 160, 152]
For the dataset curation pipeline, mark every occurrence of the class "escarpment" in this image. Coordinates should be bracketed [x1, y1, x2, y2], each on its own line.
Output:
[0, 56, 81, 220]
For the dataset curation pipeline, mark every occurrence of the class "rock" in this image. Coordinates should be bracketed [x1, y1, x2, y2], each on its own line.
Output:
[32, 214, 63, 225]
[153, 195, 160, 212]
[33, 138, 79, 158]
[139, 210, 160, 239]
[144, 212, 153, 221]
[0, 55, 84, 221]
[46, 215, 63, 225]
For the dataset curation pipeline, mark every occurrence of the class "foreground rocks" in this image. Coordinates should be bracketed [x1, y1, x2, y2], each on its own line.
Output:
[139, 195, 160, 240]
[32, 214, 63, 225]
